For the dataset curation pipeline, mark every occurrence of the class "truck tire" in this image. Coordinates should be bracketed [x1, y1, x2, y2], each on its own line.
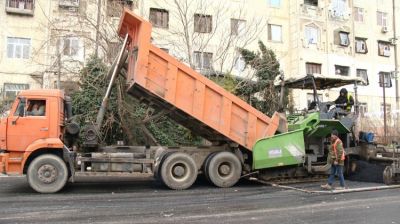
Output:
[203, 152, 217, 183]
[160, 152, 198, 190]
[206, 151, 241, 188]
[27, 154, 68, 193]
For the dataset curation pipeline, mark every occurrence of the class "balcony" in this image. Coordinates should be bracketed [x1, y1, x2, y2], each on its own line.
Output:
[5, 0, 34, 16]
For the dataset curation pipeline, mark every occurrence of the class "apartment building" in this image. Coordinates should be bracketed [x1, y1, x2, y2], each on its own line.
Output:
[0, 0, 49, 105]
[0, 0, 136, 102]
[0, 0, 399, 134]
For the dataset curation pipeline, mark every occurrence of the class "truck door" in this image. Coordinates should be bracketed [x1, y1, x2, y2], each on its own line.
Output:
[6, 99, 49, 152]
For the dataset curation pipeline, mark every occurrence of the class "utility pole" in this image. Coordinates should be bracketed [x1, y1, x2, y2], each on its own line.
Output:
[56, 41, 61, 89]
[393, 0, 399, 140]
[381, 73, 388, 145]
[94, 0, 102, 57]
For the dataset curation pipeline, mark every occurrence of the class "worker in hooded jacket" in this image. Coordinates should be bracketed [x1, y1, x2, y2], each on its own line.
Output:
[321, 129, 346, 190]
[334, 88, 354, 112]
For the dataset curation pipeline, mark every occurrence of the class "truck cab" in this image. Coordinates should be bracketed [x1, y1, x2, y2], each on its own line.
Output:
[0, 90, 66, 176]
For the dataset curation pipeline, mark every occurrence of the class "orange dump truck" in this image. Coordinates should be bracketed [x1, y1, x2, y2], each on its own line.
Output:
[0, 9, 284, 193]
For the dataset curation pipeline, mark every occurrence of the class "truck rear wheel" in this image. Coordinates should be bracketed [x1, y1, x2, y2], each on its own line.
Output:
[27, 154, 68, 193]
[160, 152, 198, 190]
[206, 151, 241, 188]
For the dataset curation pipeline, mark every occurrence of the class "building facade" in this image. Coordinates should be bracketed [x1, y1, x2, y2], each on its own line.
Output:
[0, 0, 399, 138]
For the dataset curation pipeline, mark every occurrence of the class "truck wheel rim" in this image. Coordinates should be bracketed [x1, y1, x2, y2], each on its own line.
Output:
[38, 164, 57, 184]
[218, 162, 231, 177]
[172, 163, 187, 179]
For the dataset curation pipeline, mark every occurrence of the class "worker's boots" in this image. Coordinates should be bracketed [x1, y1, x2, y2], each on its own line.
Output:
[320, 184, 332, 190]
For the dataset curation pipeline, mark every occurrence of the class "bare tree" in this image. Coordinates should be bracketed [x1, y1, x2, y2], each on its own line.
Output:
[148, 0, 268, 77]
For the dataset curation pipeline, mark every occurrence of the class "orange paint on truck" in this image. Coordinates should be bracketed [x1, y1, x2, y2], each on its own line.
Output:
[0, 90, 65, 175]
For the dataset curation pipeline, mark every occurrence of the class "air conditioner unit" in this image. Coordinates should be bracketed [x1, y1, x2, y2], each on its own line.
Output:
[381, 26, 388, 33]
[59, 0, 79, 8]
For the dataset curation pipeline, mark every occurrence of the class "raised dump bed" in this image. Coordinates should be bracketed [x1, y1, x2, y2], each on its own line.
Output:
[117, 9, 282, 151]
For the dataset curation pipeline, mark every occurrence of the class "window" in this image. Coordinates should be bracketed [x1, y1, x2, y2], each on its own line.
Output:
[231, 19, 246, 36]
[380, 103, 391, 119]
[106, 0, 135, 17]
[354, 7, 364, 22]
[59, 0, 79, 8]
[304, 25, 318, 44]
[377, 11, 387, 26]
[355, 38, 368, 53]
[268, 24, 282, 42]
[306, 62, 321, 75]
[194, 51, 213, 70]
[339, 32, 349, 46]
[331, 0, 348, 17]
[62, 37, 79, 56]
[379, 72, 392, 87]
[234, 55, 246, 72]
[304, 0, 318, 7]
[378, 41, 390, 57]
[359, 102, 367, 117]
[26, 99, 46, 116]
[7, 37, 31, 59]
[149, 8, 169, 29]
[194, 14, 212, 33]
[335, 65, 349, 76]
[269, 0, 280, 8]
[60, 36, 84, 61]
[3, 83, 29, 103]
[6, 0, 34, 10]
[356, 69, 368, 85]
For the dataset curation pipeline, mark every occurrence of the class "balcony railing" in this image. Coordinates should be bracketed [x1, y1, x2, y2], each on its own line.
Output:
[5, 0, 34, 16]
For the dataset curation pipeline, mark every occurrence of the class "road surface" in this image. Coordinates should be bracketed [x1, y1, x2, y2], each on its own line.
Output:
[0, 176, 399, 224]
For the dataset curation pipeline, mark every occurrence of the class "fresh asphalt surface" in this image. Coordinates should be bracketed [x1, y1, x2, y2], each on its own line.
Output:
[0, 175, 399, 224]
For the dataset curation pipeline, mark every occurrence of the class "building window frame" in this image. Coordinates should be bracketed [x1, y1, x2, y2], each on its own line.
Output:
[359, 102, 367, 117]
[7, 37, 31, 59]
[194, 14, 212, 33]
[231, 19, 246, 36]
[339, 31, 350, 46]
[60, 36, 84, 61]
[356, 69, 369, 85]
[304, 0, 318, 7]
[3, 83, 29, 104]
[377, 11, 388, 27]
[379, 72, 392, 88]
[149, 8, 169, 29]
[306, 62, 322, 75]
[268, 24, 282, 42]
[355, 37, 368, 54]
[354, 7, 364, 22]
[378, 41, 391, 57]
[304, 25, 319, 44]
[335, 65, 350, 76]
[268, 0, 281, 8]
[106, 0, 134, 17]
[193, 51, 213, 70]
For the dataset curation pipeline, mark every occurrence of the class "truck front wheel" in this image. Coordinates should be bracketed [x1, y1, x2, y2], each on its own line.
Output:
[27, 154, 68, 193]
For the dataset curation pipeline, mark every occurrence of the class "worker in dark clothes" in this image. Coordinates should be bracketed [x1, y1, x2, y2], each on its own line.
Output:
[334, 88, 354, 112]
[321, 129, 346, 190]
